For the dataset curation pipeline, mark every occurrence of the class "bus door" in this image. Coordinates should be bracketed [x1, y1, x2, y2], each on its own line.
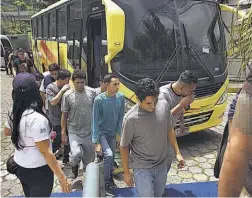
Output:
[86, 11, 107, 88]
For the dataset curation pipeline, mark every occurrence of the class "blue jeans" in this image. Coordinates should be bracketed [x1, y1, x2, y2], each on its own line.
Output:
[100, 135, 116, 185]
[133, 162, 168, 197]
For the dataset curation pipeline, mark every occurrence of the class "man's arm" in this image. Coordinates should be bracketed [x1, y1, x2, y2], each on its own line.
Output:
[120, 118, 134, 186]
[47, 85, 69, 107]
[167, 128, 180, 155]
[12, 63, 17, 76]
[48, 91, 64, 106]
[218, 90, 252, 197]
[61, 93, 70, 145]
[61, 112, 68, 144]
[116, 96, 125, 136]
[40, 80, 46, 107]
[92, 98, 101, 144]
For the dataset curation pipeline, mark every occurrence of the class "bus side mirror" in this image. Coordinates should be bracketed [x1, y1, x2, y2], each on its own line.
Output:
[102, 0, 125, 64]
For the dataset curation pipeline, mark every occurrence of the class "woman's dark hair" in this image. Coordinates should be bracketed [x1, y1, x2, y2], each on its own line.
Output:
[72, 69, 86, 81]
[135, 78, 159, 102]
[10, 77, 52, 150]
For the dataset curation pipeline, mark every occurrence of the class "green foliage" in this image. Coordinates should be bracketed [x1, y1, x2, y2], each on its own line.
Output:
[1, 0, 49, 34]
[1, 21, 31, 35]
[229, 6, 252, 69]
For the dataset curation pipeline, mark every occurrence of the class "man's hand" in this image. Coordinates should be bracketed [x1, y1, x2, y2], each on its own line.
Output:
[179, 94, 195, 108]
[176, 153, 185, 169]
[61, 133, 68, 145]
[95, 143, 102, 155]
[61, 84, 70, 93]
[124, 171, 134, 187]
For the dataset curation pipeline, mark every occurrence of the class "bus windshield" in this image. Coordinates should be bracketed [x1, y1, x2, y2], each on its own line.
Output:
[112, 0, 226, 82]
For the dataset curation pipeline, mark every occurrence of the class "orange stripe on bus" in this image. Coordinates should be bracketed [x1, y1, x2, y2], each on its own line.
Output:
[40, 40, 57, 63]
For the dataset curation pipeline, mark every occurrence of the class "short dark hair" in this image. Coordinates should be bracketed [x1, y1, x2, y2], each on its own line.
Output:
[178, 70, 198, 85]
[135, 78, 159, 102]
[57, 69, 71, 80]
[34, 72, 44, 81]
[103, 73, 118, 83]
[18, 48, 24, 54]
[72, 69, 86, 81]
[48, 63, 60, 71]
[100, 73, 109, 82]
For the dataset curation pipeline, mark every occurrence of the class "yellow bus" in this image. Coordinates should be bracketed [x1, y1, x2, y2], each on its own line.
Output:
[31, 0, 230, 137]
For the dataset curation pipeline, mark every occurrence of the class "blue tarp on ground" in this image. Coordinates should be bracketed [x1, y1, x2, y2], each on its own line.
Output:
[13, 181, 218, 197]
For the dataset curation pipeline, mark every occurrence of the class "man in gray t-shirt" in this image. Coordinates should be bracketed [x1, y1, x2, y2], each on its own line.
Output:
[159, 70, 198, 135]
[61, 69, 96, 178]
[46, 69, 71, 162]
[120, 78, 185, 197]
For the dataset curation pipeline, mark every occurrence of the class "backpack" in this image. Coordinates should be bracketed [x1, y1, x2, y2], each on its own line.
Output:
[214, 80, 252, 178]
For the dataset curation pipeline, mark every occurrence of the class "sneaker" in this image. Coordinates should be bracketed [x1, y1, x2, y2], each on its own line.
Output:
[105, 183, 114, 197]
[109, 177, 117, 188]
[113, 161, 118, 169]
[70, 165, 79, 179]
[62, 157, 69, 165]
[54, 149, 63, 160]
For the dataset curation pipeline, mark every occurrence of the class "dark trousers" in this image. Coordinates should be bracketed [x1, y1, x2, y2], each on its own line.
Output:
[53, 125, 70, 159]
[15, 165, 54, 197]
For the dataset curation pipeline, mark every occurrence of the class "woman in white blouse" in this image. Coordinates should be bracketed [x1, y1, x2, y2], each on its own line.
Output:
[4, 73, 71, 197]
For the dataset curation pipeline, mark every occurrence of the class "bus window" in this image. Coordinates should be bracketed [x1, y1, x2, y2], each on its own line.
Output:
[49, 11, 56, 39]
[32, 18, 37, 38]
[43, 14, 49, 38]
[68, 44, 80, 69]
[38, 17, 42, 38]
[57, 7, 67, 40]
[69, 0, 81, 20]
[67, 0, 82, 68]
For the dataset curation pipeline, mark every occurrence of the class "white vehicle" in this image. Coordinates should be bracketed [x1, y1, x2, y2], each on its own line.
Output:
[0, 35, 13, 69]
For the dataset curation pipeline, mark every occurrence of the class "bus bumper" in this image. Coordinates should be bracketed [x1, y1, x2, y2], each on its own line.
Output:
[175, 100, 228, 136]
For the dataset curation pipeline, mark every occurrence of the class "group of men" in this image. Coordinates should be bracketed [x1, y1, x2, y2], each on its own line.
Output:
[6, 48, 34, 76]
[38, 65, 123, 194]
[38, 64, 198, 196]
[5, 46, 252, 197]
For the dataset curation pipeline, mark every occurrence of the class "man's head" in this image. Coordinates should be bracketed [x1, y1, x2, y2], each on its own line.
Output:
[103, 73, 120, 95]
[99, 73, 109, 92]
[34, 72, 44, 88]
[135, 78, 159, 112]
[72, 69, 86, 91]
[177, 70, 198, 97]
[17, 49, 25, 60]
[56, 69, 71, 87]
[48, 63, 60, 80]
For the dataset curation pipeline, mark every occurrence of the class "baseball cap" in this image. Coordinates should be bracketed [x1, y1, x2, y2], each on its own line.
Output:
[13, 73, 37, 93]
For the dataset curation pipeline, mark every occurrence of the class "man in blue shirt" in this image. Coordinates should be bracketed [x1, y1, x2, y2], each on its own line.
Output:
[92, 73, 125, 195]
